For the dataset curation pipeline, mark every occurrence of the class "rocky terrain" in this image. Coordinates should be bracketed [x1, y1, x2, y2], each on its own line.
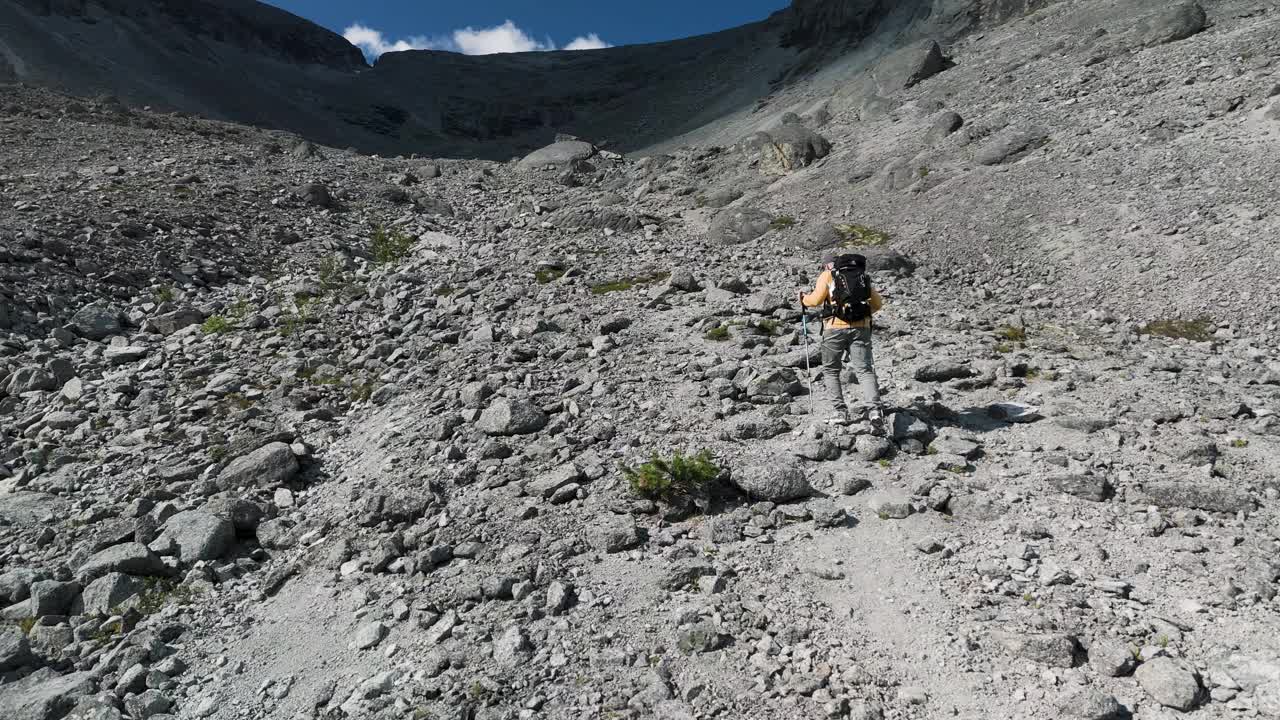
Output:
[3, 1, 1280, 719]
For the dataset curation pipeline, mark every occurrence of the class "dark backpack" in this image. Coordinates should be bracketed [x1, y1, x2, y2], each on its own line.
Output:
[826, 254, 872, 323]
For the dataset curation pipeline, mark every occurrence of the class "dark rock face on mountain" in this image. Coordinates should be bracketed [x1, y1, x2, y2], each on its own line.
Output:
[0, 0, 1063, 158]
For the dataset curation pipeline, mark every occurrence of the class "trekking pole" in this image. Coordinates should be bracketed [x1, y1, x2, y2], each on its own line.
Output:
[800, 307, 816, 412]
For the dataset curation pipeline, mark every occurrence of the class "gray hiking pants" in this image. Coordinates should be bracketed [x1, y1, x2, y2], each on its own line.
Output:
[820, 327, 880, 413]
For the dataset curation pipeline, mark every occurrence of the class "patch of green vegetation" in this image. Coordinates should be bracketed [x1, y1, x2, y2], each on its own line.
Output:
[770, 215, 796, 231]
[349, 380, 377, 403]
[995, 342, 1015, 354]
[1139, 318, 1214, 343]
[16, 617, 36, 635]
[317, 255, 349, 293]
[534, 268, 566, 284]
[943, 464, 968, 474]
[200, 315, 232, 335]
[134, 578, 199, 615]
[207, 444, 229, 463]
[278, 295, 314, 339]
[833, 224, 890, 248]
[624, 450, 719, 503]
[88, 620, 122, 643]
[1157, 634, 1169, 649]
[153, 286, 175, 304]
[590, 272, 669, 295]
[754, 319, 780, 335]
[1229, 438, 1249, 449]
[704, 326, 731, 342]
[918, 167, 931, 178]
[877, 458, 891, 468]
[995, 325, 1027, 343]
[228, 297, 252, 321]
[370, 224, 416, 265]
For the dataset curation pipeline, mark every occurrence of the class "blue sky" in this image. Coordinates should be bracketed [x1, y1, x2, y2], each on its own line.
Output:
[263, 1, 790, 61]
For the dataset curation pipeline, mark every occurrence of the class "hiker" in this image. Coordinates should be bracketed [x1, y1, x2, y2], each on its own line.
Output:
[798, 251, 885, 426]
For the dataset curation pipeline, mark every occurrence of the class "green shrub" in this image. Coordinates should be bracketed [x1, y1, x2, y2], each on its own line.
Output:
[994, 342, 1014, 354]
[17, 617, 36, 635]
[1230, 438, 1249, 449]
[1140, 318, 1214, 343]
[317, 255, 349, 292]
[535, 268, 566, 284]
[153, 286, 175, 304]
[590, 272, 669, 295]
[624, 451, 719, 502]
[995, 325, 1027, 343]
[770, 215, 796, 230]
[833, 224, 890, 248]
[135, 578, 198, 615]
[704, 326, 731, 342]
[201, 316, 232, 335]
[370, 224, 415, 265]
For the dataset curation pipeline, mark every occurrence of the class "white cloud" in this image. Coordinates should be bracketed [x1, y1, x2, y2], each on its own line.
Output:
[344, 20, 611, 62]
[454, 20, 553, 55]
[343, 23, 441, 60]
[564, 33, 612, 51]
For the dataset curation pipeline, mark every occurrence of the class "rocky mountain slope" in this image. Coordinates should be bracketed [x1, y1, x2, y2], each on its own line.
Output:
[2, 0, 1280, 719]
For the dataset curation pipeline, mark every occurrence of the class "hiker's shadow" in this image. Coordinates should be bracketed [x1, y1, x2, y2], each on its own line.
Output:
[920, 404, 1022, 435]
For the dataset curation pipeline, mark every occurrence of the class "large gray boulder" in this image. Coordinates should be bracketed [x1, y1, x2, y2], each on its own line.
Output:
[76, 543, 169, 582]
[752, 125, 832, 176]
[28, 580, 79, 617]
[708, 208, 774, 245]
[1139, 481, 1254, 514]
[872, 39, 946, 92]
[0, 568, 40, 604]
[732, 463, 811, 502]
[217, 442, 299, 490]
[1131, 1, 1207, 48]
[0, 625, 32, 671]
[1055, 687, 1126, 720]
[0, 668, 94, 720]
[975, 127, 1049, 165]
[1135, 657, 1204, 711]
[80, 573, 147, 616]
[517, 141, 596, 170]
[477, 399, 547, 436]
[148, 308, 203, 336]
[994, 632, 1081, 668]
[5, 366, 56, 395]
[150, 511, 234, 562]
[67, 303, 122, 341]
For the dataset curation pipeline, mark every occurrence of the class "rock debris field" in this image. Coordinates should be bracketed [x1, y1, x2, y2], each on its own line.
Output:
[2, 1, 1280, 719]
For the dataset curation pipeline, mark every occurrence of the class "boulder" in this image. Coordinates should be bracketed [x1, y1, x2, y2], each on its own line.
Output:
[0, 668, 94, 720]
[517, 141, 596, 170]
[0, 625, 31, 671]
[28, 580, 79, 617]
[708, 208, 774, 245]
[733, 463, 811, 502]
[975, 127, 1049, 165]
[1056, 687, 1126, 720]
[477, 399, 548, 436]
[994, 632, 1081, 668]
[151, 511, 234, 562]
[68, 304, 122, 340]
[0, 568, 40, 604]
[755, 125, 832, 175]
[1139, 481, 1253, 514]
[1135, 657, 1204, 711]
[926, 111, 964, 144]
[217, 442, 299, 490]
[76, 543, 169, 582]
[1131, 1, 1207, 48]
[872, 39, 946, 92]
[1049, 474, 1113, 502]
[526, 463, 582, 499]
[80, 573, 147, 615]
[588, 518, 641, 553]
[148, 309, 203, 336]
[6, 366, 56, 395]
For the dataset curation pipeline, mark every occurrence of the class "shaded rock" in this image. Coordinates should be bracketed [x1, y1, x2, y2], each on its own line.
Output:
[677, 623, 729, 654]
[914, 361, 974, 382]
[660, 560, 715, 591]
[527, 463, 582, 499]
[296, 182, 336, 209]
[868, 493, 913, 519]
[1135, 657, 1204, 711]
[29, 580, 79, 617]
[732, 463, 811, 502]
[862, 247, 916, 276]
[68, 304, 122, 341]
[148, 308, 203, 336]
[6, 366, 56, 395]
[217, 442, 299, 490]
[0, 625, 31, 671]
[1090, 640, 1138, 677]
[926, 111, 964, 144]
[477, 399, 548, 436]
[1131, 1, 1207, 48]
[350, 622, 388, 651]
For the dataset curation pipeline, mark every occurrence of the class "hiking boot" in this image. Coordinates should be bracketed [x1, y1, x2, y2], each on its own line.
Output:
[826, 411, 848, 426]
[867, 406, 885, 425]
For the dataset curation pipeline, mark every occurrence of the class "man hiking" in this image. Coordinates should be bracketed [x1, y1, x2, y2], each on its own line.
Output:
[798, 251, 885, 426]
